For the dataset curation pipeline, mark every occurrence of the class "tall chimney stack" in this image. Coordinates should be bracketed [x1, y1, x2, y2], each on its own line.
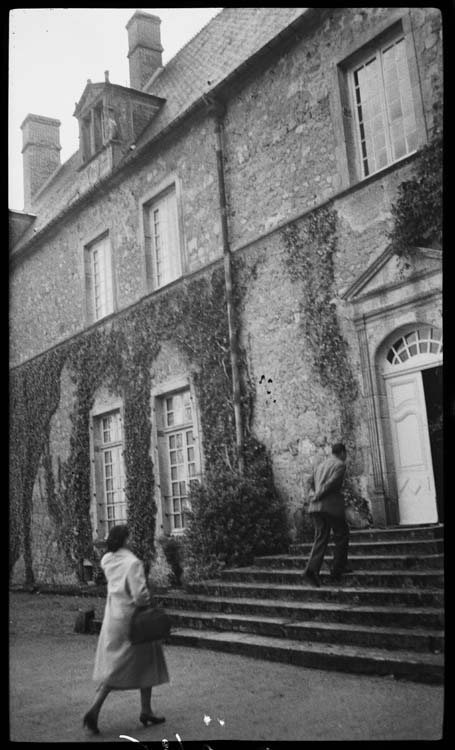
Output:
[126, 11, 163, 90]
[21, 114, 61, 211]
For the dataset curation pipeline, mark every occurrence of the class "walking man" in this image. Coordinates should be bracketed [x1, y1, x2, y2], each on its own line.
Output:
[303, 443, 350, 587]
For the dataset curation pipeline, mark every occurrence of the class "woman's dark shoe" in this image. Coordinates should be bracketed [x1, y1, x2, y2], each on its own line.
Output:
[140, 712, 166, 726]
[83, 711, 100, 735]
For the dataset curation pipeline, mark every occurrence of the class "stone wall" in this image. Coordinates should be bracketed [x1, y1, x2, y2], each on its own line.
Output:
[223, 7, 442, 249]
[10, 8, 442, 369]
[10, 114, 222, 368]
[9, 7, 443, 581]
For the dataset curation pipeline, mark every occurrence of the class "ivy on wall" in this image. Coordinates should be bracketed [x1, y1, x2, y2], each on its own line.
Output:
[282, 205, 358, 444]
[388, 135, 443, 263]
[10, 265, 272, 582]
[281, 206, 372, 525]
[9, 347, 68, 584]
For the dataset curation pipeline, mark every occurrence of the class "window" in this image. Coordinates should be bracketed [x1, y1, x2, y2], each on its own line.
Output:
[80, 103, 110, 162]
[159, 390, 201, 533]
[84, 234, 114, 322]
[344, 27, 420, 179]
[144, 187, 181, 290]
[93, 410, 126, 535]
[386, 328, 443, 365]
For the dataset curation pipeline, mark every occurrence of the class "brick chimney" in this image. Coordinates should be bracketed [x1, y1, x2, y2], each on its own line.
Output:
[21, 114, 61, 210]
[126, 11, 163, 90]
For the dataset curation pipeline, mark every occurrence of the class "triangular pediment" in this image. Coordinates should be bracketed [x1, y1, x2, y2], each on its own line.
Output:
[73, 82, 105, 117]
[341, 245, 442, 303]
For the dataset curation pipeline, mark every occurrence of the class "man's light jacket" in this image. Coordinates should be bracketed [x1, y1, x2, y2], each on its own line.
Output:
[308, 455, 346, 518]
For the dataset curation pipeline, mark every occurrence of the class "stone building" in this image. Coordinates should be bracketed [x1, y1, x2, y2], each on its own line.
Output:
[9, 8, 443, 586]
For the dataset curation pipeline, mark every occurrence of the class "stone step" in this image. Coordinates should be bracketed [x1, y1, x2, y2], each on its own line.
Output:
[168, 628, 444, 683]
[187, 581, 444, 607]
[332, 524, 444, 542]
[255, 553, 444, 571]
[220, 567, 444, 589]
[290, 539, 444, 556]
[158, 591, 444, 629]
[166, 609, 444, 653]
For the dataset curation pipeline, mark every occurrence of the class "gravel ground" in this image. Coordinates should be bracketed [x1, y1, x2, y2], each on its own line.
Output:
[9, 592, 445, 743]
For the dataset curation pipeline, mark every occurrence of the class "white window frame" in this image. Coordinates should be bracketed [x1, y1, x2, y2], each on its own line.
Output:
[92, 408, 127, 537]
[162, 389, 201, 533]
[141, 178, 184, 292]
[84, 233, 114, 322]
[150, 376, 203, 537]
[348, 30, 418, 178]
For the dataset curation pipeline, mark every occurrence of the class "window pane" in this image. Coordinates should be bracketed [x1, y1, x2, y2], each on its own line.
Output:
[352, 35, 417, 177]
[150, 189, 181, 289]
[419, 327, 432, 341]
[393, 138, 406, 160]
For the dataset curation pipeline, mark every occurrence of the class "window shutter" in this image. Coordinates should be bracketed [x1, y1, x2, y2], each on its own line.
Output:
[167, 190, 181, 282]
[84, 249, 93, 322]
[103, 238, 114, 315]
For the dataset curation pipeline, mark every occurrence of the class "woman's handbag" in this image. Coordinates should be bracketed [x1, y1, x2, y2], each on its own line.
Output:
[129, 605, 171, 645]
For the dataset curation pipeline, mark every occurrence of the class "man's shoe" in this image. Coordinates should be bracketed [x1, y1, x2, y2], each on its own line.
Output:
[329, 566, 354, 581]
[303, 570, 322, 588]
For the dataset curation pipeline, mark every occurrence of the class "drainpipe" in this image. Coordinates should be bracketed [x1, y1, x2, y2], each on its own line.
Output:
[208, 97, 244, 474]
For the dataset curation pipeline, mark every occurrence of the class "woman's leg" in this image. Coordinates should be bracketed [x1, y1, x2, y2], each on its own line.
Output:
[140, 687, 165, 724]
[88, 684, 111, 718]
[140, 687, 152, 714]
[83, 684, 111, 732]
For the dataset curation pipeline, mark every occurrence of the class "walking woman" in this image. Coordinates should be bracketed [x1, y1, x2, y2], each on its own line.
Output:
[83, 525, 169, 735]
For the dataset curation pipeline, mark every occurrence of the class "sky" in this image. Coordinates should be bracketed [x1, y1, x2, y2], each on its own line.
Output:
[9, 7, 223, 211]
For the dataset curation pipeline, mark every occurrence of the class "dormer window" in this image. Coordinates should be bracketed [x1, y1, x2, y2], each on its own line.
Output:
[81, 116, 91, 162]
[94, 104, 103, 152]
[80, 103, 112, 162]
[74, 79, 165, 169]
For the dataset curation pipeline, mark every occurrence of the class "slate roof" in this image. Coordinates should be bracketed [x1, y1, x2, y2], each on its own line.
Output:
[138, 7, 308, 144]
[12, 7, 309, 252]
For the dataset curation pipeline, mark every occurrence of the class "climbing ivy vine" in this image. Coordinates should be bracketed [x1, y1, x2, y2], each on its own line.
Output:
[388, 135, 443, 263]
[281, 206, 373, 525]
[10, 264, 277, 583]
[282, 205, 358, 445]
[9, 347, 68, 584]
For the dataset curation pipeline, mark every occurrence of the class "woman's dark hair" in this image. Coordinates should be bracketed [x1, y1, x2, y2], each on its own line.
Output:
[332, 442, 346, 457]
[106, 525, 129, 552]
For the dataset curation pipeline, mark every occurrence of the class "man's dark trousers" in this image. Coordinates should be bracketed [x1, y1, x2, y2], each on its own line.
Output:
[306, 511, 349, 576]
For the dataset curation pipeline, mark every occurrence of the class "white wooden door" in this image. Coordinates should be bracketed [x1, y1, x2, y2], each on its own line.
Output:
[385, 370, 438, 524]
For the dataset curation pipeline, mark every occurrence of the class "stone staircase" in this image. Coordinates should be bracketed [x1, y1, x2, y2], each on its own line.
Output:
[158, 524, 444, 683]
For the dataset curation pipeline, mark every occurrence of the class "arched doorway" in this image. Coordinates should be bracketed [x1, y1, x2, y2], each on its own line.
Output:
[381, 325, 442, 525]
